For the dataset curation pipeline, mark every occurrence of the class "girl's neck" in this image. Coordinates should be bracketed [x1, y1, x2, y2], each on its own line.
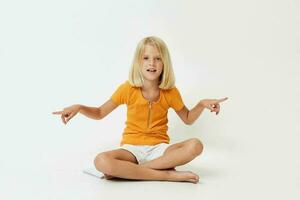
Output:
[141, 79, 159, 92]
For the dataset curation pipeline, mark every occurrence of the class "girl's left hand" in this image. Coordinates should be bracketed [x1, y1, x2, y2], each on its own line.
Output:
[199, 97, 228, 115]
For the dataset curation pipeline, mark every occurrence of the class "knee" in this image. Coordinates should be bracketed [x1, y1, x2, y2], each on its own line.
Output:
[94, 152, 114, 175]
[187, 138, 204, 157]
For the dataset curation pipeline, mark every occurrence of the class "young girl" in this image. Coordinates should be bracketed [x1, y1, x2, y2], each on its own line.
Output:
[53, 36, 228, 184]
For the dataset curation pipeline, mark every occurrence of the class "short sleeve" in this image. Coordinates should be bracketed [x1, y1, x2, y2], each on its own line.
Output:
[111, 81, 130, 105]
[167, 87, 185, 111]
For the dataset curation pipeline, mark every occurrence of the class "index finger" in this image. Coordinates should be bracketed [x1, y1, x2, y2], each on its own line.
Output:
[217, 97, 228, 103]
[52, 111, 63, 115]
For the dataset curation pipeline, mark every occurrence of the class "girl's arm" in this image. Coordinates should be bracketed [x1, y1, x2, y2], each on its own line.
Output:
[175, 97, 228, 125]
[53, 99, 118, 124]
[79, 99, 118, 120]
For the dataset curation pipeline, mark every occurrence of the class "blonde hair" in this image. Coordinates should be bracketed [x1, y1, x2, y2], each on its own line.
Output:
[128, 36, 175, 89]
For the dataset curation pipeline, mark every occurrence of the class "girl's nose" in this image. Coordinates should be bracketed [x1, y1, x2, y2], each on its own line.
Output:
[149, 59, 155, 65]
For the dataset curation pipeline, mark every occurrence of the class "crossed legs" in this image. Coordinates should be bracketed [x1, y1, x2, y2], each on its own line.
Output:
[94, 138, 203, 183]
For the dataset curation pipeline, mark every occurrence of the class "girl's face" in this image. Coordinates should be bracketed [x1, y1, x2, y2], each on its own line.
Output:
[140, 44, 164, 83]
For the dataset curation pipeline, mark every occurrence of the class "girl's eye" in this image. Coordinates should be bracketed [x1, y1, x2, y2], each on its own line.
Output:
[143, 57, 161, 61]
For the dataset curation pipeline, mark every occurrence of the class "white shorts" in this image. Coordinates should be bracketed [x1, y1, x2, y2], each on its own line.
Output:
[119, 143, 170, 164]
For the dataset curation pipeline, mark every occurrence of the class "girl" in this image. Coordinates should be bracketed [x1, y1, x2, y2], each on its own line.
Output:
[53, 36, 228, 184]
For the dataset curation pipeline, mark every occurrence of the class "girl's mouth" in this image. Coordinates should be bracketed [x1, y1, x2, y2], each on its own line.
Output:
[147, 69, 157, 73]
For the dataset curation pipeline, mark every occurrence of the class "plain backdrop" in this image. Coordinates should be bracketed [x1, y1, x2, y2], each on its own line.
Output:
[0, 0, 299, 200]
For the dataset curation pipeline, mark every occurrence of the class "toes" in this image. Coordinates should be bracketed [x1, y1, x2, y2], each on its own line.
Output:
[187, 172, 199, 183]
[188, 176, 199, 183]
[189, 179, 199, 184]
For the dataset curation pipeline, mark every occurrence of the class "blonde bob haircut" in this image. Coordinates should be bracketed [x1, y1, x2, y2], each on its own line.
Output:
[128, 36, 175, 89]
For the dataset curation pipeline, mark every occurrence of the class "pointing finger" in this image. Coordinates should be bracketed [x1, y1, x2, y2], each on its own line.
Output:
[52, 111, 62, 115]
[217, 97, 228, 103]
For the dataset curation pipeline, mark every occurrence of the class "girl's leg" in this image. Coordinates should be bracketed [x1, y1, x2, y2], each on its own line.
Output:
[94, 149, 199, 183]
[141, 138, 203, 170]
[98, 149, 138, 180]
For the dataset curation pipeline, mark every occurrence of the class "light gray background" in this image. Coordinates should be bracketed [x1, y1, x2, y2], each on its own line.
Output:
[0, 0, 299, 199]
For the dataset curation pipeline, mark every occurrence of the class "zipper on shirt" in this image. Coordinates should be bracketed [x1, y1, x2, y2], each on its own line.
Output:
[147, 101, 152, 129]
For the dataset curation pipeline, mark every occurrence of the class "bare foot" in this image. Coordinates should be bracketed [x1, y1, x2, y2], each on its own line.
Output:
[101, 170, 199, 183]
[166, 170, 199, 184]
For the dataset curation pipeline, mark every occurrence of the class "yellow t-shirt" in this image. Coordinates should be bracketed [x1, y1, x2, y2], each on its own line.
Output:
[111, 81, 185, 145]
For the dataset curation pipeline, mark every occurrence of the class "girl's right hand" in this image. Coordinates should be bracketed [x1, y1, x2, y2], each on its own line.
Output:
[52, 104, 81, 124]
[199, 97, 228, 115]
